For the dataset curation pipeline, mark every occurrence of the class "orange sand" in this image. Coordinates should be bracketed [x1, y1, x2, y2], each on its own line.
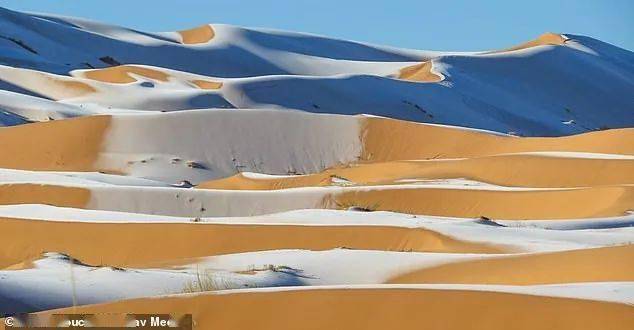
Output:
[492, 33, 567, 53]
[81, 65, 170, 83]
[178, 25, 214, 44]
[0, 217, 503, 269]
[198, 155, 634, 190]
[361, 117, 634, 161]
[388, 244, 634, 285]
[190, 79, 223, 89]
[0, 115, 110, 171]
[47, 288, 634, 330]
[43, 76, 97, 98]
[0, 184, 90, 209]
[330, 185, 634, 219]
[398, 61, 443, 82]
[1, 115, 631, 175]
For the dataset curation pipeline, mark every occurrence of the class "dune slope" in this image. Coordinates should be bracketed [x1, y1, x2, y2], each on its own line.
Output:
[0, 6, 633, 325]
[47, 288, 634, 330]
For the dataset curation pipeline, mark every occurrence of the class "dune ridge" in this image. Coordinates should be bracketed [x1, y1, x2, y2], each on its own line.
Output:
[398, 61, 444, 82]
[2, 182, 631, 219]
[2, 6, 632, 134]
[78, 65, 170, 83]
[0, 7, 633, 321]
[177, 24, 215, 44]
[0, 115, 110, 171]
[0, 216, 504, 269]
[198, 155, 634, 190]
[388, 244, 634, 285]
[1, 113, 633, 177]
[73, 65, 224, 90]
[361, 117, 634, 161]
[46, 288, 634, 330]
[0, 184, 90, 209]
[0, 66, 97, 99]
[190, 79, 223, 89]
[331, 185, 634, 219]
[491, 32, 568, 53]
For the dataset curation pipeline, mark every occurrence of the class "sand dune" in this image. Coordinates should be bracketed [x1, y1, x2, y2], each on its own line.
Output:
[389, 244, 634, 285]
[492, 32, 567, 53]
[73, 65, 224, 90]
[199, 155, 634, 189]
[2, 64, 228, 107]
[1, 112, 633, 180]
[0, 216, 503, 269]
[2, 206, 631, 252]
[78, 65, 170, 83]
[398, 61, 443, 82]
[361, 117, 634, 161]
[0, 115, 109, 171]
[0, 110, 632, 221]
[0, 7, 633, 323]
[2, 181, 631, 219]
[190, 79, 223, 89]
[2, 6, 632, 134]
[0, 33, 631, 135]
[0, 65, 96, 99]
[177, 24, 215, 44]
[0, 184, 89, 209]
[46, 288, 634, 330]
[331, 185, 634, 219]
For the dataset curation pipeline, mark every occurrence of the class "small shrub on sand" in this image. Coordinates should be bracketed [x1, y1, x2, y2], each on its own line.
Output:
[181, 267, 234, 293]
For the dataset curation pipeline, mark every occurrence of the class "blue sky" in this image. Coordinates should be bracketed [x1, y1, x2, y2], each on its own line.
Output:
[1, 0, 632, 51]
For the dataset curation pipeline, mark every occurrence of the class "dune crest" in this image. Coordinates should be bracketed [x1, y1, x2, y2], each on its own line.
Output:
[0, 66, 96, 99]
[0, 217, 503, 269]
[177, 24, 215, 44]
[388, 244, 634, 285]
[0, 184, 90, 210]
[43, 77, 97, 98]
[198, 155, 634, 190]
[47, 288, 634, 330]
[190, 79, 223, 89]
[398, 61, 444, 82]
[330, 185, 634, 219]
[491, 32, 568, 53]
[0, 115, 110, 171]
[77, 65, 171, 83]
[360, 117, 634, 161]
[2, 114, 633, 178]
[1, 8, 633, 320]
[73, 65, 225, 91]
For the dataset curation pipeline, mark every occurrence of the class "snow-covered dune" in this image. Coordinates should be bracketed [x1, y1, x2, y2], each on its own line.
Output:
[1, 6, 633, 135]
[2, 245, 632, 314]
[0, 6, 633, 326]
[0, 7, 428, 77]
[1, 111, 633, 184]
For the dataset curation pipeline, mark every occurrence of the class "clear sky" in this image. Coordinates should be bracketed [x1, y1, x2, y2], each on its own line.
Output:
[1, 0, 632, 51]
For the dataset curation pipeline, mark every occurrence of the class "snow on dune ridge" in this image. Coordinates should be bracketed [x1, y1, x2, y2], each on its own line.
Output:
[0, 6, 633, 325]
[0, 6, 633, 135]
